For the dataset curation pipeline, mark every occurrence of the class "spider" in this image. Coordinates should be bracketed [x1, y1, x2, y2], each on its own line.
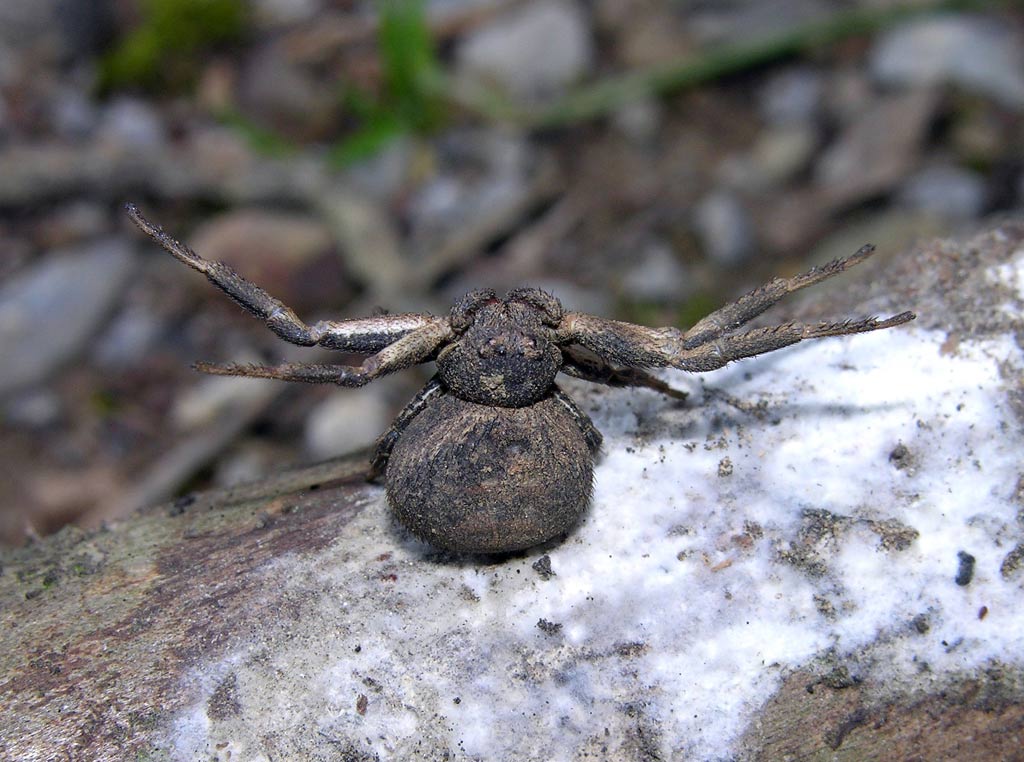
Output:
[126, 203, 915, 554]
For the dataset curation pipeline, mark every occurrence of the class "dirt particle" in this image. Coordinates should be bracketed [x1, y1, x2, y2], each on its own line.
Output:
[1000, 543, 1024, 579]
[955, 551, 976, 586]
[537, 618, 562, 636]
[888, 443, 912, 470]
[207, 673, 241, 721]
[868, 518, 919, 552]
[169, 494, 195, 515]
[532, 554, 556, 580]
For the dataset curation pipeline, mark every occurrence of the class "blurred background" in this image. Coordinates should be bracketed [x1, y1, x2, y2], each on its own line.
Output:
[0, 0, 1021, 545]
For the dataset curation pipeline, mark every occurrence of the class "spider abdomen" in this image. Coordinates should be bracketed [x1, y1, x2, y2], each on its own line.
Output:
[385, 394, 593, 553]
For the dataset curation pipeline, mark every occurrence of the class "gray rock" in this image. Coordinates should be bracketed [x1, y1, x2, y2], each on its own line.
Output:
[0, 1, 63, 60]
[897, 163, 987, 220]
[690, 0, 832, 45]
[252, 0, 323, 27]
[50, 86, 99, 140]
[3, 389, 62, 429]
[0, 125, 330, 207]
[317, 186, 406, 298]
[0, 238, 135, 398]
[408, 131, 531, 242]
[93, 304, 165, 370]
[98, 97, 167, 149]
[35, 201, 108, 249]
[187, 208, 338, 311]
[171, 371, 275, 431]
[621, 240, 691, 302]
[238, 42, 337, 141]
[694, 190, 754, 266]
[611, 96, 662, 144]
[759, 66, 824, 126]
[304, 386, 392, 461]
[814, 89, 937, 209]
[719, 125, 818, 191]
[4, 223, 1024, 761]
[344, 136, 415, 202]
[824, 68, 875, 123]
[213, 442, 284, 488]
[456, 0, 594, 100]
[870, 16, 1024, 110]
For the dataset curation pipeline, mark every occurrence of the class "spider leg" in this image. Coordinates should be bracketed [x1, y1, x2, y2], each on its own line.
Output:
[670, 313, 916, 372]
[194, 319, 453, 385]
[551, 387, 602, 455]
[126, 203, 437, 352]
[368, 376, 446, 481]
[556, 243, 914, 373]
[681, 245, 881, 349]
[560, 346, 688, 400]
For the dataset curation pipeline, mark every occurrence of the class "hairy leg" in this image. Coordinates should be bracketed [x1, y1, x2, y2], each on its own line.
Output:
[560, 346, 688, 400]
[555, 245, 914, 372]
[671, 313, 915, 372]
[126, 203, 437, 352]
[195, 318, 454, 385]
[681, 245, 880, 349]
[551, 387, 603, 455]
[368, 377, 446, 481]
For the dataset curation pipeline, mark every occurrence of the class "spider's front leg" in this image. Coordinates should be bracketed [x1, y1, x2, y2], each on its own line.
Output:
[195, 318, 454, 385]
[368, 376, 446, 480]
[556, 246, 915, 373]
[126, 203, 436, 353]
[560, 346, 688, 400]
[551, 387, 603, 454]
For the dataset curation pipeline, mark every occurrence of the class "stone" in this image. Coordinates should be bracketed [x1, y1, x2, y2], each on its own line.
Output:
[49, 85, 99, 140]
[3, 223, 1024, 760]
[252, 0, 322, 27]
[814, 89, 937, 209]
[897, 163, 987, 220]
[694, 190, 754, 266]
[304, 386, 391, 461]
[238, 42, 338, 141]
[621, 239, 691, 302]
[187, 208, 340, 311]
[406, 130, 534, 252]
[98, 97, 167, 149]
[92, 304, 165, 370]
[611, 96, 662, 144]
[317, 186, 406, 298]
[871, 16, 1024, 110]
[759, 66, 823, 125]
[720, 125, 818, 191]
[171, 372, 275, 431]
[456, 0, 594, 100]
[0, 238, 135, 398]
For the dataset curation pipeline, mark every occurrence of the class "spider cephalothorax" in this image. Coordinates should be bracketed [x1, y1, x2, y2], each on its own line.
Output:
[127, 203, 915, 554]
[437, 289, 564, 407]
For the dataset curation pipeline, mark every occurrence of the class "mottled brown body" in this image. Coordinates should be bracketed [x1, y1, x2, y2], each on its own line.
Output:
[386, 395, 592, 552]
[127, 203, 915, 554]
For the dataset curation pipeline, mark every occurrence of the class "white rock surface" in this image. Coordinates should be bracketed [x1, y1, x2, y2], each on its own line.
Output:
[159, 229, 1024, 760]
